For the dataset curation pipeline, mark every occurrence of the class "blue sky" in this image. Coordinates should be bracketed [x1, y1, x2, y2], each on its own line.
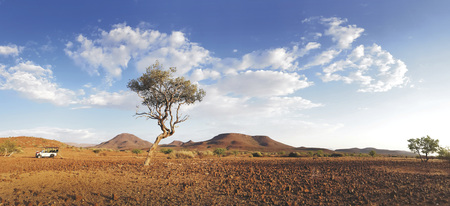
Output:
[1, 0, 449, 150]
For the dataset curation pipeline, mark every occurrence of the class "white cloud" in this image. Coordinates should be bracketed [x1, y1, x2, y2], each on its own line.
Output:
[0, 61, 79, 106]
[318, 44, 409, 92]
[320, 17, 364, 49]
[304, 49, 341, 68]
[214, 42, 320, 74]
[0, 45, 21, 56]
[190, 87, 321, 124]
[79, 90, 140, 110]
[0, 61, 140, 109]
[65, 23, 211, 82]
[239, 48, 297, 70]
[265, 97, 323, 113]
[190, 69, 221, 82]
[218, 70, 312, 97]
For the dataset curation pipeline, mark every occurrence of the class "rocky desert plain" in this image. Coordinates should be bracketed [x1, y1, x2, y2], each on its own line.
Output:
[0, 135, 449, 205]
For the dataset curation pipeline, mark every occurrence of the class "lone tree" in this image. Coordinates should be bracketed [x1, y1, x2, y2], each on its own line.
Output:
[369, 150, 376, 157]
[407, 135, 439, 162]
[128, 61, 205, 166]
[0, 140, 20, 157]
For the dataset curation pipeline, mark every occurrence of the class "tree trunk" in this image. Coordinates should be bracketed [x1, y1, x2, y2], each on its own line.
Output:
[143, 134, 165, 166]
[416, 149, 423, 162]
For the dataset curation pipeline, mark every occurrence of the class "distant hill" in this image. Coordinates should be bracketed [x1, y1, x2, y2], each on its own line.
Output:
[336, 147, 415, 156]
[180, 133, 295, 151]
[295, 146, 334, 153]
[64, 142, 96, 148]
[95, 133, 152, 150]
[0, 136, 67, 148]
[161, 140, 184, 147]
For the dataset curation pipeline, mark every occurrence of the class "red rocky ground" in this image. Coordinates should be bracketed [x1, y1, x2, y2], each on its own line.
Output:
[0, 155, 449, 205]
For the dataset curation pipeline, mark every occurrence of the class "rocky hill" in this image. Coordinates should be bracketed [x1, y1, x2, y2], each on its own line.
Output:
[336, 147, 415, 156]
[179, 133, 295, 151]
[0, 136, 67, 148]
[161, 140, 184, 147]
[95, 133, 152, 150]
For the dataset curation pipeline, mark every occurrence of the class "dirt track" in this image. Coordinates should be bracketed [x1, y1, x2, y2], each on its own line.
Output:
[0, 154, 449, 205]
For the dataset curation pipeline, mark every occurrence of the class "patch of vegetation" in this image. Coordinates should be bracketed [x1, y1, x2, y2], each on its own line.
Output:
[231, 150, 240, 157]
[169, 150, 196, 159]
[288, 152, 301, 157]
[132, 149, 143, 156]
[0, 140, 21, 157]
[437, 146, 450, 161]
[369, 150, 376, 157]
[330, 153, 343, 157]
[160, 148, 173, 154]
[315, 150, 324, 157]
[197, 150, 214, 158]
[252, 152, 263, 157]
[213, 148, 226, 157]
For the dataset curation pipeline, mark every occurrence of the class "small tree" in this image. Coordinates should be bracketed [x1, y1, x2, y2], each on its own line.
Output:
[132, 149, 143, 156]
[437, 146, 450, 161]
[128, 61, 205, 166]
[213, 148, 226, 157]
[408, 136, 440, 162]
[0, 140, 21, 157]
[369, 150, 376, 157]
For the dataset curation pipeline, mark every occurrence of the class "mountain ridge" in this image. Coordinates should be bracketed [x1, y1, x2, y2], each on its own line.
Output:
[95, 133, 152, 150]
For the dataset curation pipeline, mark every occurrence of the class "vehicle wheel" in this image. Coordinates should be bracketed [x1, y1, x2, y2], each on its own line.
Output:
[37, 155, 41, 158]
[50, 154, 55, 158]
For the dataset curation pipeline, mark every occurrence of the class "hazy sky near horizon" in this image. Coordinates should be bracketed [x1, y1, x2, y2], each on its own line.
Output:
[1, 1, 449, 150]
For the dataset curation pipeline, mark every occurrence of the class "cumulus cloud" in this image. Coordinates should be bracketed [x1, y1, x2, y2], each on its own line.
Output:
[238, 48, 297, 70]
[218, 70, 312, 97]
[320, 17, 364, 49]
[304, 49, 341, 68]
[221, 42, 321, 74]
[0, 45, 21, 56]
[79, 90, 140, 110]
[65, 23, 211, 83]
[318, 44, 409, 92]
[191, 86, 321, 122]
[0, 61, 140, 109]
[0, 61, 79, 106]
[190, 69, 221, 82]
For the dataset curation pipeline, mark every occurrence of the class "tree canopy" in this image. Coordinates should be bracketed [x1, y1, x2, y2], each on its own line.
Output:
[407, 135, 439, 162]
[127, 61, 205, 166]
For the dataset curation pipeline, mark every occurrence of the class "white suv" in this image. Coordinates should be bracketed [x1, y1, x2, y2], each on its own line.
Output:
[36, 147, 59, 158]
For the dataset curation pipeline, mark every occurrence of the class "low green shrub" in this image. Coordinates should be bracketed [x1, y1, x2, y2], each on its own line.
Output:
[288, 152, 301, 157]
[160, 148, 173, 154]
[330, 153, 343, 157]
[132, 149, 143, 156]
[252, 152, 263, 157]
[438, 146, 450, 161]
[213, 148, 226, 157]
